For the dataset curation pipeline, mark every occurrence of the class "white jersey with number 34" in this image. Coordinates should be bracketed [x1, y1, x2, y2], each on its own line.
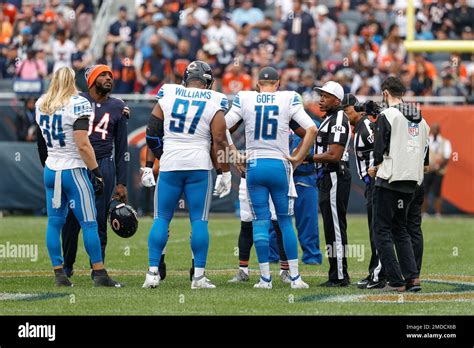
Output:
[225, 90, 314, 160]
[35, 95, 92, 171]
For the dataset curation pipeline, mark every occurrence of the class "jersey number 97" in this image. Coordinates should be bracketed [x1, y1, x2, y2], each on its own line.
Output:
[170, 98, 206, 134]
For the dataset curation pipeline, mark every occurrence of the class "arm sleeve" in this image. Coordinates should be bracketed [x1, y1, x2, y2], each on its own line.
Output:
[225, 93, 243, 129]
[36, 125, 47, 167]
[373, 113, 391, 166]
[424, 145, 429, 166]
[114, 109, 129, 186]
[289, 119, 302, 132]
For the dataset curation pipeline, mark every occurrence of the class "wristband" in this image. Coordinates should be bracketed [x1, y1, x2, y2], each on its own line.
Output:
[92, 167, 103, 178]
[146, 161, 154, 168]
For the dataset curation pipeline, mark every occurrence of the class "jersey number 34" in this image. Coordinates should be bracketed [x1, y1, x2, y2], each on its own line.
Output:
[39, 114, 65, 148]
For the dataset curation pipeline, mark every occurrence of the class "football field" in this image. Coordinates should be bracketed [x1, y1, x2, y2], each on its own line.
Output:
[0, 215, 473, 315]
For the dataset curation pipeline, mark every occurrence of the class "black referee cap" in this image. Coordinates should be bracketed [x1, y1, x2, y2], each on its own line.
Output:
[258, 67, 279, 81]
[342, 93, 358, 107]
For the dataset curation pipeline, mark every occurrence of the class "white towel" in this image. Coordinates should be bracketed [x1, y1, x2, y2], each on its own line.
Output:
[52, 170, 62, 209]
[287, 162, 298, 199]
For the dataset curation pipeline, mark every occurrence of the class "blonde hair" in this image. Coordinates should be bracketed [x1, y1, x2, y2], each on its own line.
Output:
[39, 67, 78, 115]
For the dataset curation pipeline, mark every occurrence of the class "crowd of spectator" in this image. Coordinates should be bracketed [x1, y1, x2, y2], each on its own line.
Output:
[1, 0, 474, 107]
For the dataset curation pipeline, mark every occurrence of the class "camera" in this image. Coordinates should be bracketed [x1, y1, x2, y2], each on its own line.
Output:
[353, 100, 384, 116]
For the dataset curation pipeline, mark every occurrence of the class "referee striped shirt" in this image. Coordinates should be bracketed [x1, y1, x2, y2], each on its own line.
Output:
[353, 115, 375, 181]
[315, 109, 351, 171]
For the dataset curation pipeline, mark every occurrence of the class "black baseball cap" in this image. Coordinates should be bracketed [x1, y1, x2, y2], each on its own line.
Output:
[342, 93, 358, 107]
[258, 67, 279, 81]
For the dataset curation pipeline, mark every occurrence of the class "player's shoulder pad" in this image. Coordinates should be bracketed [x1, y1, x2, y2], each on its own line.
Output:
[210, 90, 229, 112]
[156, 83, 174, 100]
[290, 91, 303, 107]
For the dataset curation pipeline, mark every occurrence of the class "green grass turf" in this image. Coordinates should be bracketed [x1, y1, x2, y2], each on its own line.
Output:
[0, 215, 473, 315]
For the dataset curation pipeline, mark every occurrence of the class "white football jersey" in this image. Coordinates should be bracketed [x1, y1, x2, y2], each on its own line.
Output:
[157, 84, 228, 171]
[36, 95, 92, 171]
[225, 91, 314, 160]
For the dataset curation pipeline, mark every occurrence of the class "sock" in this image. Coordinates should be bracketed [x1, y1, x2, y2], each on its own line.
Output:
[253, 220, 270, 263]
[160, 254, 165, 264]
[277, 216, 299, 260]
[288, 259, 299, 279]
[239, 260, 249, 275]
[81, 221, 102, 265]
[46, 216, 66, 267]
[280, 260, 289, 271]
[190, 220, 209, 268]
[259, 262, 271, 281]
[239, 221, 253, 261]
[148, 218, 169, 267]
[194, 267, 205, 278]
[149, 266, 158, 274]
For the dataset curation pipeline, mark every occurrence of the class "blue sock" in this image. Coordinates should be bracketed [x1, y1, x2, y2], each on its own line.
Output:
[148, 218, 169, 267]
[81, 221, 102, 264]
[253, 220, 270, 263]
[46, 216, 65, 267]
[190, 220, 209, 268]
[277, 216, 299, 260]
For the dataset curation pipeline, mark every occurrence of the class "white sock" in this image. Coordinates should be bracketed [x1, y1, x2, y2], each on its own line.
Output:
[288, 259, 299, 279]
[194, 267, 205, 278]
[149, 266, 158, 274]
[259, 262, 271, 281]
[239, 266, 249, 275]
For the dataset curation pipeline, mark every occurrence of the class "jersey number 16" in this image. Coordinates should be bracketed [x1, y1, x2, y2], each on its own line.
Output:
[254, 105, 279, 140]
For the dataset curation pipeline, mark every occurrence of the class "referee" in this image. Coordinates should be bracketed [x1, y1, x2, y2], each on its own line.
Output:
[343, 94, 385, 289]
[369, 76, 430, 292]
[312, 81, 351, 287]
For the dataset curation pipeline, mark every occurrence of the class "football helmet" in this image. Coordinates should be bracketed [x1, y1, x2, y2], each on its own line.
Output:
[108, 199, 138, 238]
[182, 60, 214, 89]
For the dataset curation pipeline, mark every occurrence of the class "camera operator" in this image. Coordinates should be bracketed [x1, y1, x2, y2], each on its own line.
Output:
[343, 94, 385, 289]
[368, 77, 429, 292]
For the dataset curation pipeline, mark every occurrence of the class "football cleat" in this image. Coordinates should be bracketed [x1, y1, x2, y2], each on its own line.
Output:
[228, 269, 249, 283]
[191, 275, 216, 289]
[290, 275, 309, 289]
[142, 271, 160, 288]
[54, 269, 73, 287]
[279, 270, 291, 284]
[253, 276, 272, 289]
[93, 269, 124, 288]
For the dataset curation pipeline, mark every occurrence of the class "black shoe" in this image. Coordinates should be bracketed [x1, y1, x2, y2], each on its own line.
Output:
[63, 266, 74, 278]
[320, 279, 350, 287]
[93, 269, 124, 288]
[356, 275, 371, 288]
[366, 279, 387, 289]
[54, 269, 73, 287]
[406, 278, 422, 292]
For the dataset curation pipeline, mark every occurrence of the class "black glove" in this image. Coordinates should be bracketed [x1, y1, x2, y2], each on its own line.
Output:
[91, 167, 104, 196]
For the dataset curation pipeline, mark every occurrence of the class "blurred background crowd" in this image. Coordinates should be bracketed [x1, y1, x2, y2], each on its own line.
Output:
[1, 0, 474, 136]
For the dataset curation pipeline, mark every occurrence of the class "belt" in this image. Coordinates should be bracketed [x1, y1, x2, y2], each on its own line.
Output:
[318, 161, 349, 175]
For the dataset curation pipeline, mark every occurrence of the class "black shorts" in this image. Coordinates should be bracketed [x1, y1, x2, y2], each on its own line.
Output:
[424, 172, 444, 198]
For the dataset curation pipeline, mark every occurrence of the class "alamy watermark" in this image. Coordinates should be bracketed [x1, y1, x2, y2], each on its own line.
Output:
[326, 242, 365, 262]
[0, 242, 38, 262]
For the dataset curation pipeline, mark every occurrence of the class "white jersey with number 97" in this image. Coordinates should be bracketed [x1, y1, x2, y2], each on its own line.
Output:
[156, 84, 228, 172]
[35, 95, 92, 171]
